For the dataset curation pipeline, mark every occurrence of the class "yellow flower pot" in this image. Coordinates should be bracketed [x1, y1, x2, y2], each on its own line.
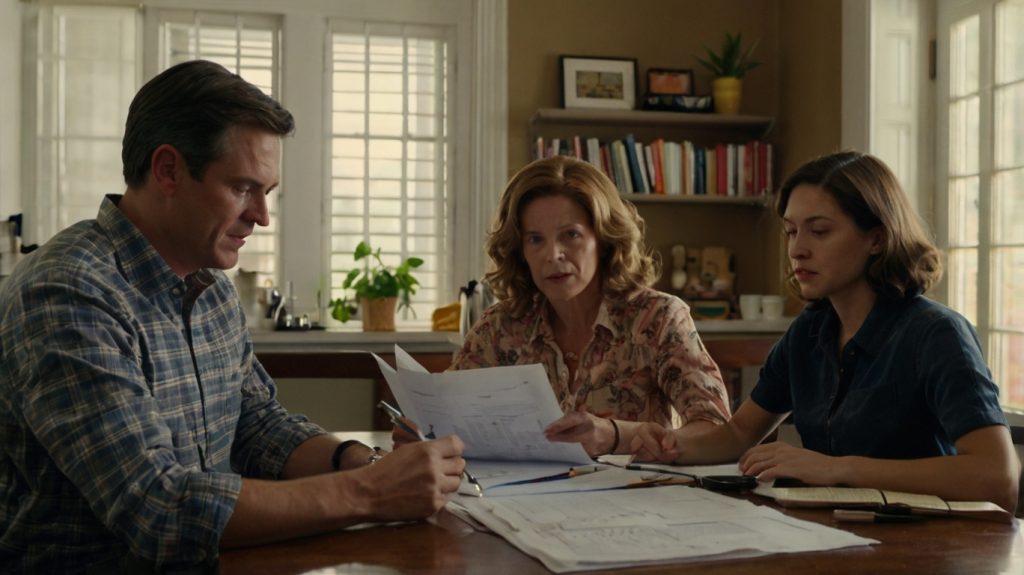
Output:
[361, 297, 397, 331]
[712, 76, 743, 115]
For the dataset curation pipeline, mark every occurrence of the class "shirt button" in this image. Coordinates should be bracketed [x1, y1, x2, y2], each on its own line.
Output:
[172, 287, 182, 296]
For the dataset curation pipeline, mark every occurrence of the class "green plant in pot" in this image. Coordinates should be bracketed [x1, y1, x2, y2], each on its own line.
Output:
[329, 241, 423, 331]
[696, 32, 760, 115]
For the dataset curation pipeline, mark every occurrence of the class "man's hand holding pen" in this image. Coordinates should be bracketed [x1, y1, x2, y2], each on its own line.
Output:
[392, 420, 423, 448]
[381, 399, 426, 447]
[380, 401, 483, 496]
[346, 436, 467, 520]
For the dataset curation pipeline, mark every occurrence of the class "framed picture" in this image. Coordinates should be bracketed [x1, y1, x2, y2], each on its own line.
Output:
[646, 68, 694, 96]
[560, 56, 637, 110]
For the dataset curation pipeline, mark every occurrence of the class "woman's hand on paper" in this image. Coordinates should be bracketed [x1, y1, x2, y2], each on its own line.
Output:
[543, 408, 616, 457]
[738, 442, 839, 485]
[630, 423, 681, 463]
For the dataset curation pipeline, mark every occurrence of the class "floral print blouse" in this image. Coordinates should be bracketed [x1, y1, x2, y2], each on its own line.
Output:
[450, 287, 731, 428]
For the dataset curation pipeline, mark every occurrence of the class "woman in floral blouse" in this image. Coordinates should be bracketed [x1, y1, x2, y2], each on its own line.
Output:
[450, 156, 731, 457]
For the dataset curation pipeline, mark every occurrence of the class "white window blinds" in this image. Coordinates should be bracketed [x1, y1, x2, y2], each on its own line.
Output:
[328, 22, 451, 321]
[158, 10, 282, 286]
[27, 4, 138, 244]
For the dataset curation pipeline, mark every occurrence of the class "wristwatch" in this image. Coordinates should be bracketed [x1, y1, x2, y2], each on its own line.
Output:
[332, 441, 385, 471]
[331, 440, 363, 471]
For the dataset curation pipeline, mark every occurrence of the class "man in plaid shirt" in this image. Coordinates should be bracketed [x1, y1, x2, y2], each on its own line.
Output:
[0, 60, 465, 573]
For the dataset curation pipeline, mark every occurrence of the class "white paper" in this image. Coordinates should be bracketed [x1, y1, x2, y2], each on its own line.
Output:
[459, 487, 877, 572]
[375, 346, 591, 464]
[466, 464, 657, 496]
[393, 345, 429, 373]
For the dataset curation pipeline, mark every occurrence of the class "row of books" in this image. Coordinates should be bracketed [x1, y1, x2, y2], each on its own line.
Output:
[533, 134, 774, 197]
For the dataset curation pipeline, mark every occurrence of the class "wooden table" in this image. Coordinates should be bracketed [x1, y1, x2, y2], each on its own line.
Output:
[219, 433, 1024, 575]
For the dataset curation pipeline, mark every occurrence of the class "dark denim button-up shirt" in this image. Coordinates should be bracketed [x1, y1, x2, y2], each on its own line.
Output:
[751, 294, 1006, 458]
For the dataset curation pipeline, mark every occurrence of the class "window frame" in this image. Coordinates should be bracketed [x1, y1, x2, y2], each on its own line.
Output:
[936, 0, 1024, 414]
[325, 20, 456, 320]
[844, 0, 1024, 418]
[155, 8, 284, 287]
[15, 0, 506, 326]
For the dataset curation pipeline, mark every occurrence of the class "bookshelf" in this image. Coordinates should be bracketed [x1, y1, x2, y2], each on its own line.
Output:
[526, 107, 782, 299]
[529, 108, 775, 198]
[528, 108, 774, 164]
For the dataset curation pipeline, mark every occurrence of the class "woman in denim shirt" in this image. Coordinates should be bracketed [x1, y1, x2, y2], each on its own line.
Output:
[634, 151, 1019, 513]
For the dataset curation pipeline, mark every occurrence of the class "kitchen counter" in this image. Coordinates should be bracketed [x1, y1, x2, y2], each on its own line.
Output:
[251, 326, 461, 354]
[250, 318, 792, 354]
[254, 319, 793, 430]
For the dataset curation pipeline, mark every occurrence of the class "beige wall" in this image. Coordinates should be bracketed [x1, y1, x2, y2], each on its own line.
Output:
[506, 0, 842, 296]
[776, 0, 843, 299]
[778, 0, 844, 176]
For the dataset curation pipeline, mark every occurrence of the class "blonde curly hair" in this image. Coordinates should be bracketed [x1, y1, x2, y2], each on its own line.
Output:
[484, 156, 659, 317]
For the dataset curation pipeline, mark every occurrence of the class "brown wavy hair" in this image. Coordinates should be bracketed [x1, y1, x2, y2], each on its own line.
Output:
[484, 156, 659, 317]
[123, 60, 294, 188]
[775, 151, 942, 301]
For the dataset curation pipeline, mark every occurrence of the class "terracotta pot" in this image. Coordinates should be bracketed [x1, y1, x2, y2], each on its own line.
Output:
[712, 76, 742, 115]
[361, 297, 397, 331]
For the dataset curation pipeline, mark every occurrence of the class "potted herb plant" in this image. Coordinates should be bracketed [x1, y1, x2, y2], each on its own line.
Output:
[695, 32, 761, 115]
[329, 241, 423, 331]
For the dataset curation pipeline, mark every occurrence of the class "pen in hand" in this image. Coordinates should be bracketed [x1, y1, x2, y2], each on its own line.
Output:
[377, 400, 483, 497]
[379, 400, 426, 441]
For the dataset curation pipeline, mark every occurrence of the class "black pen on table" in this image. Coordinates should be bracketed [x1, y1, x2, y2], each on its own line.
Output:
[833, 509, 925, 523]
[377, 400, 483, 497]
[624, 463, 697, 480]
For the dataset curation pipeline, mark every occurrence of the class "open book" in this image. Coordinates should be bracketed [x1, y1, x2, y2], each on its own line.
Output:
[753, 484, 1013, 524]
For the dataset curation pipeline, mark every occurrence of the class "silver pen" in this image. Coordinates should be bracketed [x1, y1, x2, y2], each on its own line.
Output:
[377, 401, 483, 497]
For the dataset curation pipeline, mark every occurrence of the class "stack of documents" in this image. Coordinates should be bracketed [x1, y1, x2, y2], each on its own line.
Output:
[453, 487, 877, 572]
[375, 346, 877, 571]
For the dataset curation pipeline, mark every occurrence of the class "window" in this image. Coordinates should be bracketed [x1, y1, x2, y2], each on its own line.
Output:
[22, 4, 138, 245]
[17, 0, 505, 326]
[158, 10, 282, 287]
[867, 0, 933, 218]
[938, 0, 1024, 410]
[328, 22, 451, 320]
[23, 5, 282, 279]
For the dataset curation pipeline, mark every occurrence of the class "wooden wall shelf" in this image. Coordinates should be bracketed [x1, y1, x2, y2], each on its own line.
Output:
[622, 193, 771, 206]
[529, 108, 775, 142]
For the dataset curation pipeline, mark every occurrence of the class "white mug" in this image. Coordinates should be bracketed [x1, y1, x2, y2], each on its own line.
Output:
[761, 295, 784, 320]
[738, 294, 762, 320]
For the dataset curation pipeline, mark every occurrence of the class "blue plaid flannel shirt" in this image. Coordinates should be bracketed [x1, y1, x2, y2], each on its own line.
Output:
[0, 196, 325, 572]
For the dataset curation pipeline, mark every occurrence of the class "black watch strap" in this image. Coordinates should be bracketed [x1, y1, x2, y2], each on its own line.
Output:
[331, 440, 364, 471]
